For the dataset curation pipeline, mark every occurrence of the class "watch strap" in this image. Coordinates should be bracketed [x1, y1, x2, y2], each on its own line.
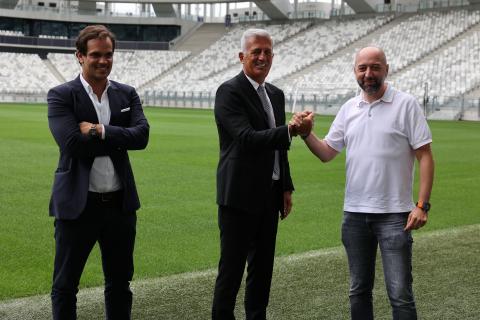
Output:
[89, 124, 98, 138]
[416, 201, 431, 213]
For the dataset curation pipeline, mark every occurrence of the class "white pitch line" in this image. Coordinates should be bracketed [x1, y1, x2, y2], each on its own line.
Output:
[0, 223, 478, 317]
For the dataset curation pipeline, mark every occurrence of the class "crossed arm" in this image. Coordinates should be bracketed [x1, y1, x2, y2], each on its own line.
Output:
[47, 87, 149, 158]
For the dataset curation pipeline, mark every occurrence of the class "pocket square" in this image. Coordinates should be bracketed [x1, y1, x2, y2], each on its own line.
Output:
[120, 107, 131, 113]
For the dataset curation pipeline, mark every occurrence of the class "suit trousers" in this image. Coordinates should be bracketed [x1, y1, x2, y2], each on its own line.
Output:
[51, 191, 136, 320]
[212, 180, 282, 320]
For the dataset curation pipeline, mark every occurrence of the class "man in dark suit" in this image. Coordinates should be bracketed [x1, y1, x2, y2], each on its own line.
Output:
[47, 25, 149, 320]
[212, 29, 311, 320]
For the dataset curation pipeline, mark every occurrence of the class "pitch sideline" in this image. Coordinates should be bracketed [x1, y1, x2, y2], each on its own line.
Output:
[0, 224, 478, 319]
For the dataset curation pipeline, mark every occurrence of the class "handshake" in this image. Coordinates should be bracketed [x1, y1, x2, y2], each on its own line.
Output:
[288, 110, 315, 139]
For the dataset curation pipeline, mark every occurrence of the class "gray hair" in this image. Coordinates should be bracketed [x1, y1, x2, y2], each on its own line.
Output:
[240, 28, 273, 53]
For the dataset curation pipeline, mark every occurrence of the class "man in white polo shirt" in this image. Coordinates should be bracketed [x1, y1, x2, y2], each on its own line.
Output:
[292, 46, 434, 320]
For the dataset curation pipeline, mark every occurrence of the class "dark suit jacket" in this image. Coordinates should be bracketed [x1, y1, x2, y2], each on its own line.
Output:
[214, 72, 294, 214]
[47, 76, 149, 220]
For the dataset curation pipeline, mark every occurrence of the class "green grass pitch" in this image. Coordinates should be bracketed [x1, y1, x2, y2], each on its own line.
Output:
[1, 224, 478, 319]
[0, 103, 479, 316]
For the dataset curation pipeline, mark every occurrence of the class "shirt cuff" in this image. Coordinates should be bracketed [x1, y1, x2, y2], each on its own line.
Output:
[101, 124, 105, 140]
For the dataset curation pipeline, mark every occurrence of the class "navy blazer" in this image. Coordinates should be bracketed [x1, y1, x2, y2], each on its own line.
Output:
[214, 72, 294, 213]
[47, 76, 149, 220]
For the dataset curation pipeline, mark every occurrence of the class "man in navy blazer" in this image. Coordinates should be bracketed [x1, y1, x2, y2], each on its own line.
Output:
[47, 25, 149, 320]
[212, 29, 311, 319]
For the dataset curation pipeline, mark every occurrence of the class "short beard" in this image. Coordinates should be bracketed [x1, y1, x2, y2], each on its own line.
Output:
[358, 79, 382, 95]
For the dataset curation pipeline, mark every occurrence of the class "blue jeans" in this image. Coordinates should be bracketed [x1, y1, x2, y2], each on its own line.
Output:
[341, 211, 417, 320]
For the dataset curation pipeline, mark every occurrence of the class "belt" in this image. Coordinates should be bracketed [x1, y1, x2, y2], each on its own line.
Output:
[271, 179, 281, 188]
[88, 190, 123, 202]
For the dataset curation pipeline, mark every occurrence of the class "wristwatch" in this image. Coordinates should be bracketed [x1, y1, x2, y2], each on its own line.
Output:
[89, 124, 98, 138]
[416, 201, 431, 213]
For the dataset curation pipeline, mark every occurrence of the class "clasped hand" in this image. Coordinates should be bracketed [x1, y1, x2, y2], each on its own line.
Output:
[289, 111, 315, 138]
[79, 121, 102, 136]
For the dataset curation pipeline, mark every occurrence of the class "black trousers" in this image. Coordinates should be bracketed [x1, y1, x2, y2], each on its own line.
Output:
[51, 191, 136, 320]
[212, 181, 282, 320]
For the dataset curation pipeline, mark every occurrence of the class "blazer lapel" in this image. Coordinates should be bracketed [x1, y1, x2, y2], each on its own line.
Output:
[107, 81, 121, 125]
[72, 76, 99, 123]
[237, 72, 270, 127]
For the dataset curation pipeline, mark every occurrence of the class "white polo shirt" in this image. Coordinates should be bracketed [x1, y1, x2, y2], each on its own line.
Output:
[325, 85, 432, 213]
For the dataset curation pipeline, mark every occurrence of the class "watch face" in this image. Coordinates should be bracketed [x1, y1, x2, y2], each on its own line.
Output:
[418, 202, 430, 212]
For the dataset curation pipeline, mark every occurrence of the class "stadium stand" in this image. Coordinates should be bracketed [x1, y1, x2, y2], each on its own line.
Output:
[135, 9, 480, 121]
[268, 15, 393, 80]
[261, 9, 480, 116]
[0, 29, 23, 36]
[280, 10, 480, 93]
[393, 30, 480, 99]
[46, 53, 80, 83]
[39, 35, 69, 39]
[392, 28, 480, 119]
[0, 52, 59, 95]
[48, 50, 191, 89]
[373, 9, 480, 73]
[148, 21, 311, 94]
[146, 17, 392, 94]
[0, 4, 479, 120]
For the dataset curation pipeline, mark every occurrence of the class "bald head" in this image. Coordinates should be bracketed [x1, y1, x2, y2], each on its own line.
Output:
[354, 46, 389, 102]
[354, 46, 387, 67]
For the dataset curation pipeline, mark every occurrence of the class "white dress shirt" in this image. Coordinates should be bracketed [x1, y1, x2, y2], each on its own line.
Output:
[80, 74, 122, 193]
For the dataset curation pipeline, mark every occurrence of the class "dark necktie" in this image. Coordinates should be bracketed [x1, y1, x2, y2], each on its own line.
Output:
[257, 85, 280, 179]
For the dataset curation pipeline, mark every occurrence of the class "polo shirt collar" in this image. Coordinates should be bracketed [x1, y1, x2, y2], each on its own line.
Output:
[357, 84, 394, 108]
[380, 84, 394, 103]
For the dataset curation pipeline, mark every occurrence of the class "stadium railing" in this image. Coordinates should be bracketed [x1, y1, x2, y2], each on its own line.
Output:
[140, 89, 480, 121]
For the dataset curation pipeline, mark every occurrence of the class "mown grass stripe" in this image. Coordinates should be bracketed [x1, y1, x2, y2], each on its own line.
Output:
[1, 224, 478, 320]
